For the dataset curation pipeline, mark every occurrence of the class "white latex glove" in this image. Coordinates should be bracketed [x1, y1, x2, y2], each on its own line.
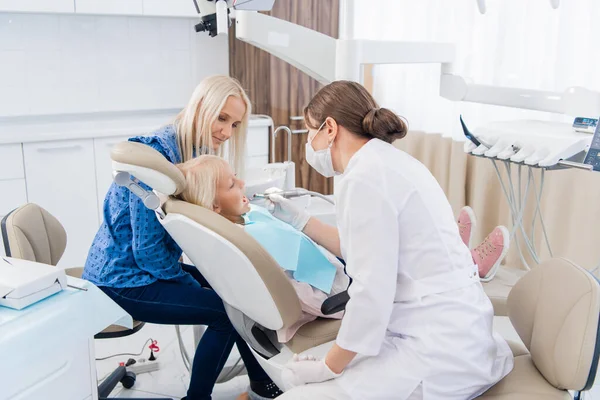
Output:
[282, 354, 342, 386]
[267, 193, 311, 231]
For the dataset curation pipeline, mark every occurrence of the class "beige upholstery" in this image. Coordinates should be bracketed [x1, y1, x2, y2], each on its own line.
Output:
[479, 258, 600, 398]
[3, 203, 67, 265]
[481, 341, 570, 399]
[111, 141, 186, 195]
[507, 258, 600, 390]
[479, 355, 571, 400]
[164, 199, 303, 330]
[286, 319, 342, 354]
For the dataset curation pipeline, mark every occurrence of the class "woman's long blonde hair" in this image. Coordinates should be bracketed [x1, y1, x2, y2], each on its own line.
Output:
[176, 155, 229, 210]
[174, 75, 251, 176]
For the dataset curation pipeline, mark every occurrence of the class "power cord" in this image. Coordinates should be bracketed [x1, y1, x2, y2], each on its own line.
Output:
[95, 338, 157, 361]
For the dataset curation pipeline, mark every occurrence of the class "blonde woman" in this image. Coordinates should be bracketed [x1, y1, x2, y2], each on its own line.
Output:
[83, 76, 282, 400]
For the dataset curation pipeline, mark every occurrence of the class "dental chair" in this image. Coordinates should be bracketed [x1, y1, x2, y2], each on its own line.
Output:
[111, 141, 346, 391]
[1, 203, 171, 400]
[111, 141, 600, 398]
[478, 257, 600, 399]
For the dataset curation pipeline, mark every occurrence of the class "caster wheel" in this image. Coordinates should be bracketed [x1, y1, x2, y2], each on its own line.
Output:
[121, 371, 136, 389]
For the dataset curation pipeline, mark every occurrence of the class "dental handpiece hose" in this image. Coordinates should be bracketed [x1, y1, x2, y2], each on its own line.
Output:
[254, 189, 335, 205]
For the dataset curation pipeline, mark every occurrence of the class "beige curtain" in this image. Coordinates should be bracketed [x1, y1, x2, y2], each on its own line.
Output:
[394, 131, 600, 274]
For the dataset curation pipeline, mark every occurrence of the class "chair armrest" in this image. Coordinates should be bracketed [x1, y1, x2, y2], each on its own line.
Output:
[321, 290, 350, 315]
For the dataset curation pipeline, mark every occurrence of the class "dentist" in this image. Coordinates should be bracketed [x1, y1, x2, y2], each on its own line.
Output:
[268, 81, 514, 400]
[83, 75, 281, 400]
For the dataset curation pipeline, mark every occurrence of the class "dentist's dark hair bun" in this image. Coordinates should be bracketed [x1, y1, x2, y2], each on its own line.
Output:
[304, 80, 408, 144]
[362, 107, 408, 143]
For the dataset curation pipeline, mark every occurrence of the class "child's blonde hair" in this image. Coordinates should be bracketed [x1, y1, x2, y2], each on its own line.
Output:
[176, 155, 229, 210]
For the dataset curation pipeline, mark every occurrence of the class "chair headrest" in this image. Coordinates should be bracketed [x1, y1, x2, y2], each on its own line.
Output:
[111, 141, 186, 196]
[508, 258, 600, 391]
[1, 203, 66, 266]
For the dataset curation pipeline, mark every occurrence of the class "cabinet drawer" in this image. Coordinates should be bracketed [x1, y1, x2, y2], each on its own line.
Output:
[0, 179, 27, 216]
[23, 139, 99, 267]
[0, 318, 93, 400]
[0, 144, 24, 180]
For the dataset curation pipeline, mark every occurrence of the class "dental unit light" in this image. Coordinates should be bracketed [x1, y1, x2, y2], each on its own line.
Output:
[193, 0, 593, 118]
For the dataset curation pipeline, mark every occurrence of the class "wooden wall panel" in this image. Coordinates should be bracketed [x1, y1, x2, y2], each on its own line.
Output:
[228, 22, 271, 116]
[229, 0, 339, 194]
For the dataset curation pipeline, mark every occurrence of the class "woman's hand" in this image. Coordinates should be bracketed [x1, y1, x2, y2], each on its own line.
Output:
[267, 194, 311, 231]
[282, 354, 342, 386]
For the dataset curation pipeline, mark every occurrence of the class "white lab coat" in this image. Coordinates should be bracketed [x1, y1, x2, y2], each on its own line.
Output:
[329, 139, 513, 399]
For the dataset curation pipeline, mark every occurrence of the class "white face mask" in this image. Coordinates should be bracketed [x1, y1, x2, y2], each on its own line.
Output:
[305, 120, 339, 178]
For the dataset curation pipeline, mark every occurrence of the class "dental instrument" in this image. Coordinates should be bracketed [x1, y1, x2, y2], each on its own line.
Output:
[460, 115, 493, 148]
[253, 188, 335, 205]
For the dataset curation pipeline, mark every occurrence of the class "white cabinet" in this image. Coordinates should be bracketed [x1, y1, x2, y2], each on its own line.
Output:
[23, 139, 99, 267]
[143, 0, 198, 17]
[0, 0, 74, 13]
[93, 135, 131, 224]
[76, 0, 143, 15]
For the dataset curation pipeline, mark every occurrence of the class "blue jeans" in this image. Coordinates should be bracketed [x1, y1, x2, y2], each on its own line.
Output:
[99, 264, 270, 400]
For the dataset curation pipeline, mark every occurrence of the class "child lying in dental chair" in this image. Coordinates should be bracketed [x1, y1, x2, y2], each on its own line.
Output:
[175, 155, 511, 343]
[176, 155, 349, 343]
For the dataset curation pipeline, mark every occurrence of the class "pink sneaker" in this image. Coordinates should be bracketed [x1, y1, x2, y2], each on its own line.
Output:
[457, 206, 477, 249]
[472, 226, 510, 282]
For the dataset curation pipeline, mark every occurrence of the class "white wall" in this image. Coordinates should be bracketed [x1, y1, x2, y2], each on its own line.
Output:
[0, 13, 229, 117]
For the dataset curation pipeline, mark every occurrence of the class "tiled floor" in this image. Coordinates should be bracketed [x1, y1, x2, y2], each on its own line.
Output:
[96, 324, 249, 400]
[96, 318, 600, 399]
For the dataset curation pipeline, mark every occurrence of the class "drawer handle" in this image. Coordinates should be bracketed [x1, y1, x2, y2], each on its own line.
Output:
[37, 145, 83, 153]
[290, 116, 304, 121]
[291, 129, 308, 134]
